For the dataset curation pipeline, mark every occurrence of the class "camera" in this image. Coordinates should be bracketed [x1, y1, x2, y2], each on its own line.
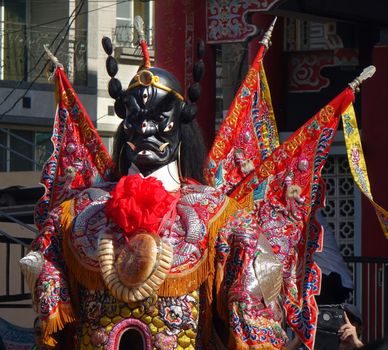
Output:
[317, 304, 346, 334]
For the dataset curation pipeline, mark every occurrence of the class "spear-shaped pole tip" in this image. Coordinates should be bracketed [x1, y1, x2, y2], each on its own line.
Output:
[259, 17, 277, 49]
[133, 16, 151, 69]
[348, 65, 376, 92]
[134, 15, 145, 41]
[43, 44, 63, 67]
[43, 44, 63, 81]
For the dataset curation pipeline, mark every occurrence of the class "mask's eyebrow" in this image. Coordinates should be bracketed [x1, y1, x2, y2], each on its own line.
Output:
[155, 93, 176, 113]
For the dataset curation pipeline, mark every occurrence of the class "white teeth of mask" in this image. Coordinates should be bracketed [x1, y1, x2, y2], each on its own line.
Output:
[159, 143, 169, 151]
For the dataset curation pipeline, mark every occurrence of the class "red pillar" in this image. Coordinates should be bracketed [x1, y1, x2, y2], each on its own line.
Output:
[154, 1, 216, 148]
[361, 45, 388, 256]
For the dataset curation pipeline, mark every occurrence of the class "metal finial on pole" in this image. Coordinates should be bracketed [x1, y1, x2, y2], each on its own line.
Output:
[43, 44, 63, 68]
[133, 16, 151, 69]
[134, 15, 145, 42]
[43, 44, 63, 81]
[259, 17, 277, 49]
[348, 65, 376, 92]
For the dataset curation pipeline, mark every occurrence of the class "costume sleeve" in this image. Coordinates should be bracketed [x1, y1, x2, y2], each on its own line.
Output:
[21, 203, 76, 347]
[214, 208, 288, 350]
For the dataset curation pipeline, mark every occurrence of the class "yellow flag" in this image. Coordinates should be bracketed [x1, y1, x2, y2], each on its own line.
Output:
[341, 104, 388, 238]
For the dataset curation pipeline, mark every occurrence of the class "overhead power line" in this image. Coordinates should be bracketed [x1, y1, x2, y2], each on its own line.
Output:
[0, 0, 86, 121]
[0, 1, 84, 108]
[2, 0, 131, 35]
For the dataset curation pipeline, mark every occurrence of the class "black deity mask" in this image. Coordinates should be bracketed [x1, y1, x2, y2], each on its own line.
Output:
[102, 22, 204, 178]
[121, 68, 184, 176]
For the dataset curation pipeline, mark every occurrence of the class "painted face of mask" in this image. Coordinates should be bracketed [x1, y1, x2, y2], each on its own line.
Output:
[121, 68, 184, 176]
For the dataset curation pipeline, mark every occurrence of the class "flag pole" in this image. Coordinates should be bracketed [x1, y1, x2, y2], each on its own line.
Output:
[348, 65, 376, 92]
[43, 44, 63, 81]
[259, 17, 277, 50]
[255, 17, 277, 61]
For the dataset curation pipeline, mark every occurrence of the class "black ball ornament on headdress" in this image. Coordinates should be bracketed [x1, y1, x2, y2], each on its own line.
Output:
[102, 30, 206, 179]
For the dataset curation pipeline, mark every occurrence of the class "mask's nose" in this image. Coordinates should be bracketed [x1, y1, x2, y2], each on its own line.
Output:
[139, 120, 157, 137]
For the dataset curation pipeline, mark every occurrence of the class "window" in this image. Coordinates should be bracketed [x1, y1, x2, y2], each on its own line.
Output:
[0, 128, 52, 171]
[9, 130, 34, 171]
[115, 0, 154, 48]
[101, 136, 113, 156]
[0, 0, 27, 81]
[0, 0, 87, 84]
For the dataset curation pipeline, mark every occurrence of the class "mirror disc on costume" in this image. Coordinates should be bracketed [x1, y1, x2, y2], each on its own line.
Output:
[116, 231, 159, 287]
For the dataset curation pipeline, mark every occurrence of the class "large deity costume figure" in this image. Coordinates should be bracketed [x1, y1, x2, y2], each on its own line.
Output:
[19, 18, 378, 350]
[20, 22, 287, 350]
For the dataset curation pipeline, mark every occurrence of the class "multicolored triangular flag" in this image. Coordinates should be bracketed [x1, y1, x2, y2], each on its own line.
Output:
[205, 43, 279, 194]
[34, 67, 113, 230]
[230, 88, 355, 350]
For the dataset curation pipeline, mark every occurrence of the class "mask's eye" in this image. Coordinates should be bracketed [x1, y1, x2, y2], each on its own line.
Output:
[163, 121, 174, 132]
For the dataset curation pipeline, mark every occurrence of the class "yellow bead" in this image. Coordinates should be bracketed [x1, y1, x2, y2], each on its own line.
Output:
[132, 307, 145, 318]
[141, 314, 152, 324]
[148, 305, 159, 317]
[152, 316, 165, 328]
[148, 323, 158, 334]
[185, 329, 196, 339]
[112, 315, 123, 324]
[120, 306, 131, 318]
[191, 307, 198, 320]
[177, 335, 191, 348]
[100, 316, 111, 327]
[105, 324, 113, 334]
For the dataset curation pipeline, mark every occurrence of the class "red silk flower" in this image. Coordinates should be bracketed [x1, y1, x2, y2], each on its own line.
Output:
[105, 174, 176, 235]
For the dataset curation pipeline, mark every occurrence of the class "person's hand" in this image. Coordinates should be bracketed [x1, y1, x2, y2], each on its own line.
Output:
[287, 335, 301, 350]
[338, 312, 363, 349]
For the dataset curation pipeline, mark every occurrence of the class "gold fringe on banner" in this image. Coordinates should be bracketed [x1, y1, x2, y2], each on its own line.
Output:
[203, 196, 241, 345]
[42, 304, 76, 347]
[157, 251, 211, 296]
[60, 200, 105, 290]
[341, 104, 388, 238]
[158, 197, 240, 345]
[158, 197, 240, 297]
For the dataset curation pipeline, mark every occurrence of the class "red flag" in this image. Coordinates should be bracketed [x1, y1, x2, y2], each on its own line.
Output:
[204, 45, 279, 194]
[231, 88, 354, 349]
[34, 68, 113, 230]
